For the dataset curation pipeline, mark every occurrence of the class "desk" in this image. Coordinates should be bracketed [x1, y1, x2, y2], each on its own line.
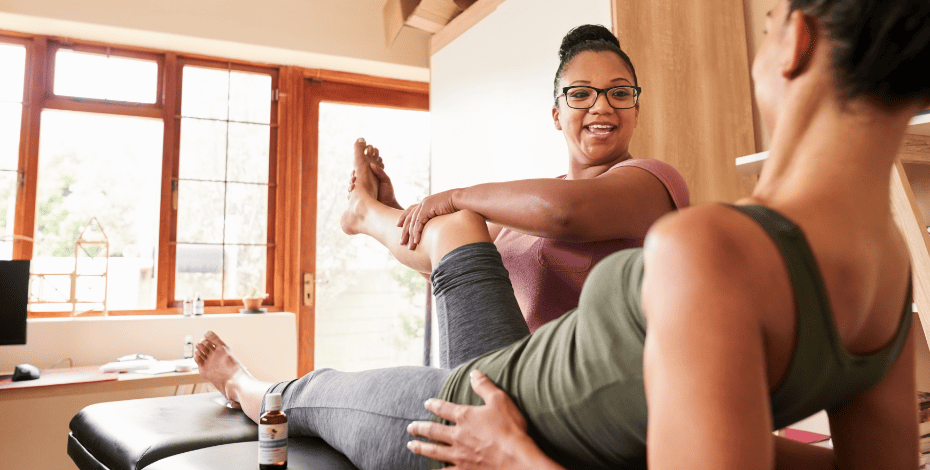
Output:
[0, 366, 206, 402]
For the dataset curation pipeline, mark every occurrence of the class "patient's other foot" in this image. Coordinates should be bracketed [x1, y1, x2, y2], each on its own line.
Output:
[341, 138, 380, 235]
[195, 331, 249, 409]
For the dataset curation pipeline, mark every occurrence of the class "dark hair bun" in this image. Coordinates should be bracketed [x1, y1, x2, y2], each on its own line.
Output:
[790, 0, 930, 108]
[559, 25, 620, 62]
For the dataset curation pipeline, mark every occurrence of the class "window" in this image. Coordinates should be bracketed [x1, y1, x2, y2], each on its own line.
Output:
[53, 48, 158, 104]
[174, 62, 276, 306]
[314, 103, 431, 371]
[31, 110, 163, 312]
[0, 42, 26, 259]
[5, 36, 279, 316]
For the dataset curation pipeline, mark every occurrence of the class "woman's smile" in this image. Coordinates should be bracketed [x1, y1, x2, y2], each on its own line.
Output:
[554, 50, 639, 169]
[584, 121, 618, 138]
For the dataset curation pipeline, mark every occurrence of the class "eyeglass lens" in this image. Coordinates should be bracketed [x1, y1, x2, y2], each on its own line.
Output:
[565, 87, 637, 109]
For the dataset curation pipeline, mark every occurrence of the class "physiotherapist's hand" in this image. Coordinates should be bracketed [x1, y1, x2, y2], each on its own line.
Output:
[397, 189, 458, 250]
[406, 370, 544, 470]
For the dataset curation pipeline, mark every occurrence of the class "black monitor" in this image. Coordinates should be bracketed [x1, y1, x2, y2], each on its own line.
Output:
[0, 260, 30, 346]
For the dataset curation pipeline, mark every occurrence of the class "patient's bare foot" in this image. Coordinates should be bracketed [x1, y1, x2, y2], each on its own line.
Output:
[340, 138, 380, 235]
[194, 331, 249, 409]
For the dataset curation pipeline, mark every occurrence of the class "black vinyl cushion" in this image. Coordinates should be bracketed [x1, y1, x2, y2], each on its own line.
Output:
[68, 433, 110, 470]
[68, 392, 360, 470]
[143, 439, 359, 470]
[69, 393, 258, 470]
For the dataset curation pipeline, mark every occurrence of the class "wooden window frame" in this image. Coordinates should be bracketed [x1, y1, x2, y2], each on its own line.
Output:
[296, 73, 429, 374]
[167, 58, 280, 309]
[0, 36, 31, 256]
[4, 32, 285, 317]
[44, 41, 165, 119]
[2, 30, 429, 325]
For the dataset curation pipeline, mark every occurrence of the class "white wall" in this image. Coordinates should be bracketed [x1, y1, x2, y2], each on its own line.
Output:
[0, 11, 430, 82]
[0, 312, 297, 470]
[0, 313, 296, 380]
[429, 0, 612, 192]
[0, 0, 432, 70]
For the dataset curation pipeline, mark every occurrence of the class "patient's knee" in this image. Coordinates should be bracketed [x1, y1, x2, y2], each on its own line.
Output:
[421, 210, 491, 253]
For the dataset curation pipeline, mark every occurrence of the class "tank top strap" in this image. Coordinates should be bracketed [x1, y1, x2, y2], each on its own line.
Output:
[723, 204, 912, 427]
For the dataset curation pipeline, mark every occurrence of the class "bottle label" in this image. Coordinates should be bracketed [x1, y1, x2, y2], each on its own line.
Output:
[258, 423, 288, 464]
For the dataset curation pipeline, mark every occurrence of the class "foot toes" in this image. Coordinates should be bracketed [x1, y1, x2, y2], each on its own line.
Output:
[204, 330, 227, 347]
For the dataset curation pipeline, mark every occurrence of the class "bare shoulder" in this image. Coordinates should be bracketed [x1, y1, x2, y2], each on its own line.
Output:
[644, 204, 771, 273]
[642, 204, 791, 325]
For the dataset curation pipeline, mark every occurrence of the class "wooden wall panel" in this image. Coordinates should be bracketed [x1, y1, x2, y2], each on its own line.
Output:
[613, 0, 756, 204]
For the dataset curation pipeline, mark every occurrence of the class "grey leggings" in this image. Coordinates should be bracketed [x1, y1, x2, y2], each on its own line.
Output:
[265, 242, 531, 470]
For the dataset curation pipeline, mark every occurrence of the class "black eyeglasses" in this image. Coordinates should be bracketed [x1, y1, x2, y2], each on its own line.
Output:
[557, 85, 642, 109]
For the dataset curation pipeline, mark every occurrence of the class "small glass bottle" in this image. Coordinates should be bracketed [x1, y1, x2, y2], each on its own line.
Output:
[259, 393, 288, 469]
[182, 297, 193, 317]
[193, 293, 204, 316]
[183, 335, 194, 359]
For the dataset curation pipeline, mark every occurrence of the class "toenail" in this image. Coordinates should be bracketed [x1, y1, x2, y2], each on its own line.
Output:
[357, 137, 365, 143]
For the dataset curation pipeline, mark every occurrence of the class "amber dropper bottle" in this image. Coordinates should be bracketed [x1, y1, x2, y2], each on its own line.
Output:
[259, 393, 288, 469]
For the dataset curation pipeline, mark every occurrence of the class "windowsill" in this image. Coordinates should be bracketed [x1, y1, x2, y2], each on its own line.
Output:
[29, 310, 293, 323]
[27, 306, 284, 318]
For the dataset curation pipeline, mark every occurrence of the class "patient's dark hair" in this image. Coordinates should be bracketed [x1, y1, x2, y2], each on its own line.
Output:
[553, 25, 638, 103]
[789, 0, 930, 109]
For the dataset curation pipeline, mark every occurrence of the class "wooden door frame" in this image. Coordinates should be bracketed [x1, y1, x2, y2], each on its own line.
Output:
[295, 75, 429, 375]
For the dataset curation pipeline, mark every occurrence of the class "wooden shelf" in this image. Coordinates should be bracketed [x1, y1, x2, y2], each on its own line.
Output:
[911, 111, 930, 137]
[737, 113, 930, 175]
[736, 151, 768, 176]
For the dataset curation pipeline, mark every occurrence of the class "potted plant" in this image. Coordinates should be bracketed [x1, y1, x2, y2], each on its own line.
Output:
[242, 286, 268, 311]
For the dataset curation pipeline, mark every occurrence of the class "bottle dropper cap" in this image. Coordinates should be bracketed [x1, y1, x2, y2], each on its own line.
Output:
[265, 393, 282, 411]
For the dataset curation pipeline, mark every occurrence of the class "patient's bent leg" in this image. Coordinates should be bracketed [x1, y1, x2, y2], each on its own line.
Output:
[430, 242, 530, 368]
[341, 139, 492, 273]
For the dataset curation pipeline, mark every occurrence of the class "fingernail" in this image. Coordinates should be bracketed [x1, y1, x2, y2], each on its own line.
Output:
[357, 137, 365, 143]
[424, 399, 434, 407]
[407, 423, 415, 432]
[407, 441, 415, 449]
[470, 370, 479, 379]
[205, 330, 214, 336]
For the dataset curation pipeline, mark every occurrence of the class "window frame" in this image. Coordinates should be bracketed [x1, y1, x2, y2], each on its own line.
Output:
[4, 32, 283, 317]
[45, 41, 165, 118]
[167, 58, 279, 308]
[2, 30, 429, 326]
[0, 36, 31, 254]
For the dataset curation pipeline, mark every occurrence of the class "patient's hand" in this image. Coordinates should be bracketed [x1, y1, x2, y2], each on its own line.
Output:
[406, 370, 563, 470]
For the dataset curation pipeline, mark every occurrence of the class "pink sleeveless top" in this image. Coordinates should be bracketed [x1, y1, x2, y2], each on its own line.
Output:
[494, 158, 690, 332]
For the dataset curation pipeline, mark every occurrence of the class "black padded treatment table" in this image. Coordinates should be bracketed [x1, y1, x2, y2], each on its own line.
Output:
[68, 392, 359, 470]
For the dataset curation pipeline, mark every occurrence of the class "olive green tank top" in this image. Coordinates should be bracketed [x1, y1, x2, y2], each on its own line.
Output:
[734, 204, 912, 428]
[431, 204, 911, 469]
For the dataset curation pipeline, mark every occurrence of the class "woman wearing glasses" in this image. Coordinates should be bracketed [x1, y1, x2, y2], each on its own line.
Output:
[353, 24, 689, 332]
